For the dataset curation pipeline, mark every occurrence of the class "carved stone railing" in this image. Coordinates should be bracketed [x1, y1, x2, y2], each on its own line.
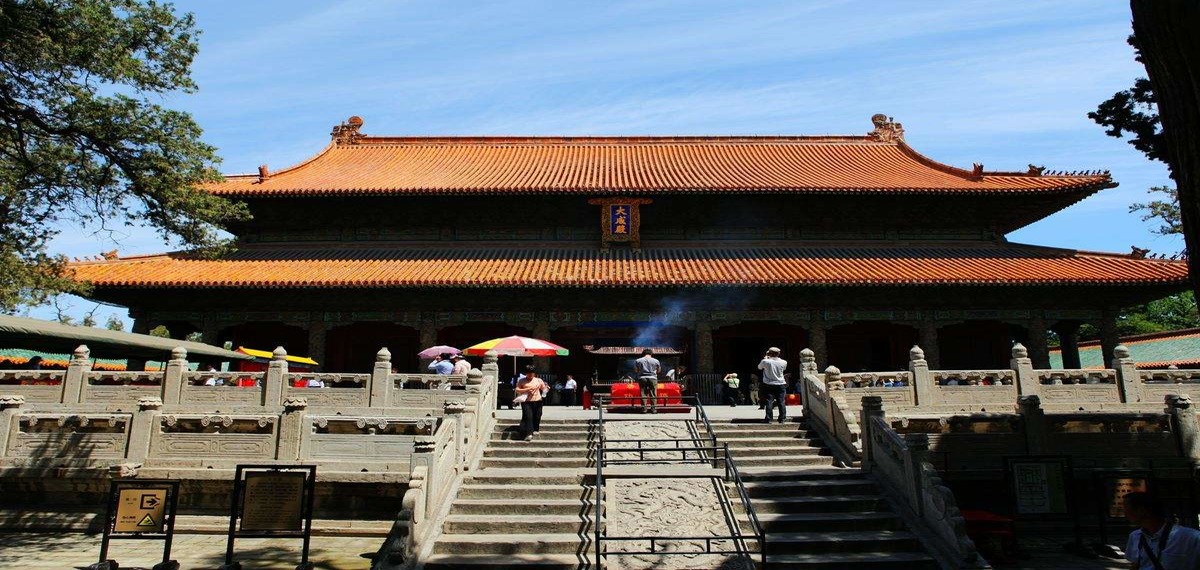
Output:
[811, 342, 1195, 415]
[861, 396, 988, 569]
[798, 349, 860, 465]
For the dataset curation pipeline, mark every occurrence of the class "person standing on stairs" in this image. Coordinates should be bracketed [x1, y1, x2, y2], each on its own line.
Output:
[758, 347, 788, 423]
[515, 365, 548, 441]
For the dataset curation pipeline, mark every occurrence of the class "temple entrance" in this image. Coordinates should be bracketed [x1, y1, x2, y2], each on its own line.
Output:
[218, 322, 309, 357]
[938, 320, 1028, 369]
[826, 322, 917, 372]
[713, 321, 807, 375]
[326, 322, 420, 373]
[438, 322, 532, 380]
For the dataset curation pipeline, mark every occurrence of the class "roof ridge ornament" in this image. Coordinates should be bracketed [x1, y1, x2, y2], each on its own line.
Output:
[331, 116, 365, 145]
[868, 113, 904, 143]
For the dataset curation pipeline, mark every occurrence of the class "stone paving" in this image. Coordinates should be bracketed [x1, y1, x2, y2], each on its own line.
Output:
[0, 531, 377, 569]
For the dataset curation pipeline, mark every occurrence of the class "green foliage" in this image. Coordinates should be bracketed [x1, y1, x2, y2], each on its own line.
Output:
[184, 331, 202, 342]
[1088, 36, 1168, 164]
[1075, 292, 1200, 342]
[1131, 186, 1182, 236]
[0, 0, 249, 312]
[104, 314, 123, 331]
[147, 324, 169, 338]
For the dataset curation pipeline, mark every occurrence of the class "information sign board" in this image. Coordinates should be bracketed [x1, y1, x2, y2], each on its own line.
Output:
[241, 471, 306, 531]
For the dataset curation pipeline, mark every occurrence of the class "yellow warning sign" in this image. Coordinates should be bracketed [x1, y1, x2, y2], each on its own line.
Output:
[114, 488, 167, 533]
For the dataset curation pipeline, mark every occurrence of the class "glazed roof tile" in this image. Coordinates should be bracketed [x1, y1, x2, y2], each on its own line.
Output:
[1050, 328, 1200, 369]
[70, 244, 1187, 289]
[209, 134, 1111, 197]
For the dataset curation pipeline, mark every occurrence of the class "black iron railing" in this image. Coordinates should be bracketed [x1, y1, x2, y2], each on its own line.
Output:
[591, 395, 766, 568]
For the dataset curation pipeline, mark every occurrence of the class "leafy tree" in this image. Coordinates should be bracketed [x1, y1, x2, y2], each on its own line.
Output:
[1074, 291, 1200, 342]
[104, 314, 124, 331]
[184, 331, 202, 342]
[0, 0, 248, 313]
[147, 324, 169, 338]
[1131, 186, 1182, 237]
[1127, 1, 1200, 300]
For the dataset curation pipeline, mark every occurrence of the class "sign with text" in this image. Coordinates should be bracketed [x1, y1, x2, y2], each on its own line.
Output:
[609, 204, 631, 235]
[240, 471, 306, 531]
[1106, 477, 1149, 519]
[1009, 458, 1069, 515]
[114, 487, 167, 533]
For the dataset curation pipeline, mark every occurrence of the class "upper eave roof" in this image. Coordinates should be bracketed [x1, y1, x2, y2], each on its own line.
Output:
[205, 116, 1113, 198]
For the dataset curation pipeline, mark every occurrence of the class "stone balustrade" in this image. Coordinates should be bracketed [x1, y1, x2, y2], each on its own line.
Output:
[800, 342, 1196, 417]
[0, 345, 499, 484]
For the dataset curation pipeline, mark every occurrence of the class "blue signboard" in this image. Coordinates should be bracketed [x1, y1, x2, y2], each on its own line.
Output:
[609, 204, 630, 235]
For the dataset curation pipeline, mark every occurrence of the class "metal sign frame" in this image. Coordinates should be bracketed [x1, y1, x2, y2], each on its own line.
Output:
[1003, 455, 1082, 550]
[221, 464, 317, 570]
[1094, 468, 1154, 545]
[92, 478, 181, 570]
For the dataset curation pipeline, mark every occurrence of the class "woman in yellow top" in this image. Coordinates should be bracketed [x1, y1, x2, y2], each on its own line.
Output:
[515, 365, 549, 441]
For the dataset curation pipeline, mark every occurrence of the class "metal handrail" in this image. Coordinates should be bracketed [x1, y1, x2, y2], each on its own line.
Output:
[723, 442, 767, 567]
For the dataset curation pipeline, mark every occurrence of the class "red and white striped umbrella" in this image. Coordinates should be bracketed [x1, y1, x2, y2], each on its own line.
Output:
[462, 335, 570, 357]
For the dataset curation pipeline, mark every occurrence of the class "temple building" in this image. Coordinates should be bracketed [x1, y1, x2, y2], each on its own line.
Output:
[70, 115, 1189, 377]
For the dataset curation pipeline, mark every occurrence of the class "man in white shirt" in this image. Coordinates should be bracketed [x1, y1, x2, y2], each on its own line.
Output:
[757, 347, 788, 423]
[562, 375, 577, 406]
[1124, 492, 1200, 570]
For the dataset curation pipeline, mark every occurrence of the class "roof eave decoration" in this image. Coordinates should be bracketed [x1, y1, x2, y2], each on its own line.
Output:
[867, 113, 905, 143]
[331, 115, 365, 146]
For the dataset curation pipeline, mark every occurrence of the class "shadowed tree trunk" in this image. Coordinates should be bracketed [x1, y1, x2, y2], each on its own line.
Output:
[1131, 1, 1200, 298]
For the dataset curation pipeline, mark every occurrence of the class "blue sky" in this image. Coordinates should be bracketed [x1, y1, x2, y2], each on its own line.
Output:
[35, 0, 1178, 324]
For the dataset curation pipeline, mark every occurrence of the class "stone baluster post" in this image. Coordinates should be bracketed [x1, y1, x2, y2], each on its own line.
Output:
[909, 345, 933, 408]
[861, 395, 884, 472]
[1010, 343, 1038, 398]
[277, 397, 308, 460]
[823, 365, 843, 441]
[1166, 395, 1200, 467]
[126, 397, 162, 463]
[162, 347, 188, 404]
[481, 353, 499, 381]
[443, 400, 469, 465]
[371, 347, 393, 407]
[1017, 395, 1047, 455]
[1111, 345, 1141, 405]
[0, 395, 25, 458]
[62, 345, 93, 404]
[799, 349, 816, 409]
[904, 432, 931, 515]
[263, 346, 289, 407]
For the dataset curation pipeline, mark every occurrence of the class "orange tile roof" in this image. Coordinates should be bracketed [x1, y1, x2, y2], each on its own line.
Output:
[70, 245, 1187, 289]
[208, 120, 1112, 197]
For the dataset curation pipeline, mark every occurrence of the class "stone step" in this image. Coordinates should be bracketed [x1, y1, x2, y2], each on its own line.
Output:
[761, 551, 937, 569]
[495, 423, 596, 432]
[479, 456, 593, 469]
[713, 427, 817, 437]
[464, 469, 585, 485]
[489, 437, 595, 446]
[496, 418, 594, 425]
[719, 436, 825, 448]
[443, 514, 599, 535]
[742, 495, 886, 514]
[423, 553, 588, 569]
[484, 446, 593, 459]
[493, 431, 597, 441]
[432, 533, 587, 555]
[725, 445, 826, 457]
[451, 498, 594, 516]
[739, 479, 878, 497]
[758, 530, 924, 555]
[456, 483, 592, 500]
[740, 512, 903, 533]
[733, 455, 837, 468]
[738, 467, 865, 482]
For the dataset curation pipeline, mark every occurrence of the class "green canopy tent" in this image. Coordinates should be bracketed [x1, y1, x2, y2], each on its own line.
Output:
[0, 314, 251, 363]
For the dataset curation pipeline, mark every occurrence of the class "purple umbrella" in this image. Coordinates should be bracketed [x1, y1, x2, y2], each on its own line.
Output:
[418, 345, 461, 359]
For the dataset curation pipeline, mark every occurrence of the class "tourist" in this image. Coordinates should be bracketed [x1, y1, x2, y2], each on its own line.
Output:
[562, 374, 577, 406]
[722, 373, 740, 407]
[427, 353, 454, 375]
[450, 354, 471, 375]
[1123, 491, 1200, 569]
[749, 374, 761, 408]
[758, 347, 788, 423]
[306, 375, 325, 388]
[514, 366, 548, 441]
[634, 348, 662, 413]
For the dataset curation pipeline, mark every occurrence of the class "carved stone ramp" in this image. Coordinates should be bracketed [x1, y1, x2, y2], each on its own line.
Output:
[421, 418, 597, 569]
[714, 420, 938, 569]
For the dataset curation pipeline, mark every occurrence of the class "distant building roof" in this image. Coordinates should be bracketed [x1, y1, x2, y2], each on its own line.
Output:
[0, 348, 127, 371]
[585, 346, 684, 356]
[1050, 328, 1200, 369]
[69, 244, 1186, 289]
[206, 116, 1112, 198]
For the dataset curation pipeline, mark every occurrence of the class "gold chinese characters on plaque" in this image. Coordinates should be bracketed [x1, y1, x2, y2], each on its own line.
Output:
[240, 471, 306, 532]
[588, 197, 651, 249]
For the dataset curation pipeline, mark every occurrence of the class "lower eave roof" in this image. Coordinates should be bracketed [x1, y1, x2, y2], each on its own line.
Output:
[68, 245, 1188, 289]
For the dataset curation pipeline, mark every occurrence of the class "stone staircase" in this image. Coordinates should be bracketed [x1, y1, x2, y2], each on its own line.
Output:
[423, 418, 597, 569]
[713, 420, 938, 569]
